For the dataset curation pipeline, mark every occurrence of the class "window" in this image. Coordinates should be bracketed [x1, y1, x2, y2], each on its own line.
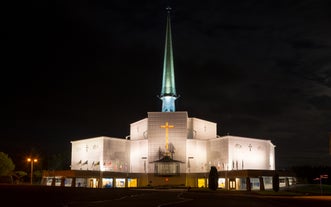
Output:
[154, 162, 180, 176]
[128, 178, 137, 187]
[115, 178, 125, 188]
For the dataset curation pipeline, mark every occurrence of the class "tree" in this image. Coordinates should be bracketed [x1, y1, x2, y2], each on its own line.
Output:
[208, 166, 219, 191]
[47, 152, 70, 170]
[13, 171, 27, 184]
[246, 177, 251, 191]
[272, 173, 280, 192]
[0, 152, 15, 176]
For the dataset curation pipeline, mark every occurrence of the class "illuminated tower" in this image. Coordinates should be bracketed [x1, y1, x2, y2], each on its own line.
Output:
[160, 7, 178, 112]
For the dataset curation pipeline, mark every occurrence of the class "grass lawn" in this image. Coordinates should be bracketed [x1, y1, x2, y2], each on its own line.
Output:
[255, 184, 331, 196]
[185, 184, 331, 196]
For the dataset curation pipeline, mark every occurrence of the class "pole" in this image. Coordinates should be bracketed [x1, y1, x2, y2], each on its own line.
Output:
[225, 163, 228, 190]
[27, 158, 37, 185]
[142, 157, 148, 186]
[320, 175, 322, 195]
[30, 161, 33, 185]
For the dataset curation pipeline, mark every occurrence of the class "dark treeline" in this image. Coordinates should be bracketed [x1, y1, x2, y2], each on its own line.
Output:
[290, 165, 331, 185]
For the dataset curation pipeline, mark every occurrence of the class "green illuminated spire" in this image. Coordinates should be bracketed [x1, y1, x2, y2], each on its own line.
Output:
[160, 7, 178, 112]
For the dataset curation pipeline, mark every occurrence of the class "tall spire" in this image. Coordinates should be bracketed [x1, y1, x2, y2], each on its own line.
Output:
[160, 7, 178, 112]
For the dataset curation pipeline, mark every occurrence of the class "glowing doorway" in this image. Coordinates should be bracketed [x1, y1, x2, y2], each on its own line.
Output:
[198, 178, 206, 188]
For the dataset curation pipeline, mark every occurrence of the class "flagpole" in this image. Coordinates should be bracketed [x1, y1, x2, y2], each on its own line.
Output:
[320, 175, 322, 195]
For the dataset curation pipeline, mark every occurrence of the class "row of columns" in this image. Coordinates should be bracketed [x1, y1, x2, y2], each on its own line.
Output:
[245, 177, 265, 191]
[48, 177, 135, 188]
[50, 177, 76, 187]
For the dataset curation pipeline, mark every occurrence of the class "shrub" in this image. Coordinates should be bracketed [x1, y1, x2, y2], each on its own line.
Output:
[208, 166, 218, 191]
[273, 173, 280, 192]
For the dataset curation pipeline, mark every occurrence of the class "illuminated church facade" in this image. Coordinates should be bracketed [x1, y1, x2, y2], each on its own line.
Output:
[70, 116, 275, 176]
[42, 9, 295, 190]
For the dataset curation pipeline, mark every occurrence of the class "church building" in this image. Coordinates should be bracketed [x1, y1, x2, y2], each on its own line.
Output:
[42, 9, 295, 190]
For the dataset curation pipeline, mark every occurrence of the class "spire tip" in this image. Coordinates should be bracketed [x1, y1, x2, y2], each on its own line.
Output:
[166, 6, 172, 13]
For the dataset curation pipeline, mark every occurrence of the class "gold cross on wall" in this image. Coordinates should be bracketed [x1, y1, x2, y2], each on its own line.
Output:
[160, 122, 174, 152]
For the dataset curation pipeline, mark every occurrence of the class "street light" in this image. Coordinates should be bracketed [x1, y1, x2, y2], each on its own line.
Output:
[141, 157, 147, 173]
[141, 157, 148, 186]
[186, 157, 194, 187]
[27, 158, 38, 184]
[188, 157, 194, 173]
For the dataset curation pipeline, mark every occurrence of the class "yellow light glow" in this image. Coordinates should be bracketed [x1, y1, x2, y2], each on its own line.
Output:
[26, 158, 38, 162]
[27, 158, 38, 162]
[128, 178, 137, 187]
[198, 178, 205, 188]
[160, 122, 174, 152]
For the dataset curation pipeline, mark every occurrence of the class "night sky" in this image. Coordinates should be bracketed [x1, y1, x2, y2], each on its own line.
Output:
[2, 0, 331, 169]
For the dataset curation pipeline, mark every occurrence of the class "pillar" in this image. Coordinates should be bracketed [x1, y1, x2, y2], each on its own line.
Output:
[224, 177, 228, 190]
[71, 177, 76, 187]
[60, 177, 65, 187]
[51, 177, 55, 186]
[98, 178, 102, 188]
[285, 177, 289, 188]
[259, 177, 265, 191]
[246, 177, 251, 191]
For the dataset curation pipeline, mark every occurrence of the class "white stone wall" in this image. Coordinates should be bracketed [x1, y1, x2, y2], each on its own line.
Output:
[71, 136, 130, 172]
[208, 138, 229, 171]
[188, 118, 217, 139]
[130, 118, 148, 140]
[186, 139, 208, 172]
[130, 139, 148, 172]
[71, 137, 104, 171]
[207, 136, 275, 171]
[147, 112, 188, 173]
[226, 136, 275, 170]
[103, 138, 130, 172]
[71, 112, 276, 174]
[268, 142, 276, 170]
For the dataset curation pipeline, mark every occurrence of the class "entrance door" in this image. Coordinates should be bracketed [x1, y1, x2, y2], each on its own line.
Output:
[198, 178, 206, 188]
[229, 179, 236, 189]
[89, 179, 94, 188]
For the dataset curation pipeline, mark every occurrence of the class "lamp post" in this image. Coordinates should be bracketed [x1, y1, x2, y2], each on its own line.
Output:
[224, 162, 228, 190]
[188, 157, 194, 173]
[141, 157, 148, 186]
[27, 158, 38, 185]
[99, 162, 104, 188]
[186, 157, 194, 187]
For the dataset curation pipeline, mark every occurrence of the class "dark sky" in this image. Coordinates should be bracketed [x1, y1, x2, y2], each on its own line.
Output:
[2, 0, 331, 169]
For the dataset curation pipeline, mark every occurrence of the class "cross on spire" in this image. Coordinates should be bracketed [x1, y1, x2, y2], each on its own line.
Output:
[160, 122, 174, 153]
